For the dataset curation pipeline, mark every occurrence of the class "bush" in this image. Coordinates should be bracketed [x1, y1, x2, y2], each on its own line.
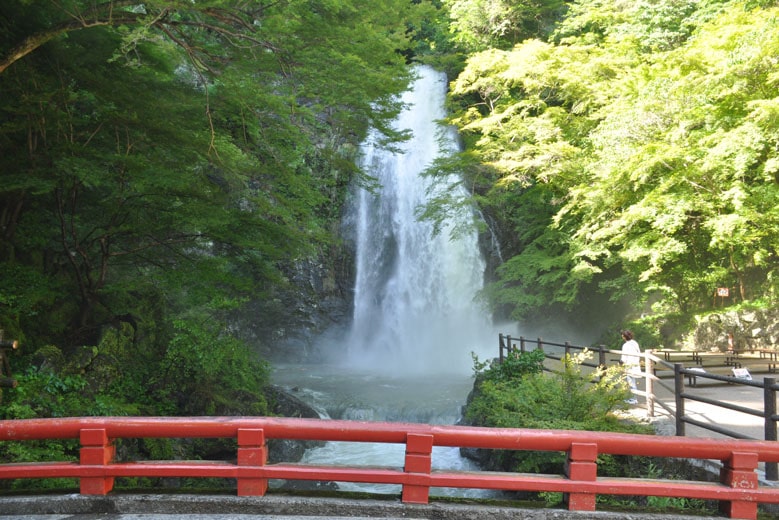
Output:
[465, 349, 651, 474]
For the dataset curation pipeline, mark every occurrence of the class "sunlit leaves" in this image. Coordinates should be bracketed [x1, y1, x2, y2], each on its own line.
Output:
[447, 0, 779, 320]
[444, 0, 567, 51]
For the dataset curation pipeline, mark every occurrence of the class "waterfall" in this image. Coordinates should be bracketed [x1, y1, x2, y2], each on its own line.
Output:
[270, 66, 499, 498]
[345, 65, 491, 376]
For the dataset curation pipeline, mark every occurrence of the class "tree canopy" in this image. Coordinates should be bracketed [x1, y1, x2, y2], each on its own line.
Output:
[439, 0, 779, 328]
[0, 0, 429, 416]
[2, 0, 779, 420]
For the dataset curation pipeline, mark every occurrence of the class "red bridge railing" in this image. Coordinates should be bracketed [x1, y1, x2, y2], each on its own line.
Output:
[2, 417, 779, 519]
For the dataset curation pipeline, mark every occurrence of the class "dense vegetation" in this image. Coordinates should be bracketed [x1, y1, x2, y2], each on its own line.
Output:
[0, 0, 431, 418]
[464, 350, 717, 513]
[431, 0, 779, 343]
[466, 349, 647, 472]
[0, 0, 777, 448]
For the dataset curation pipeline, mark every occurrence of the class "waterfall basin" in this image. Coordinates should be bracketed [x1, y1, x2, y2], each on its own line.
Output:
[270, 363, 496, 498]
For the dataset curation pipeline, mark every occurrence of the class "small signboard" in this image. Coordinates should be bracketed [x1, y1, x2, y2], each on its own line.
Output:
[717, 287, 729, 297]
[732, 367, 752, 380]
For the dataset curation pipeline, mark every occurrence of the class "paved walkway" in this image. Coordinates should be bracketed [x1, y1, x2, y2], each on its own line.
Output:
[0, 493, 729, 519]
[626, 370, 778, 484]
[634, 374, 770, 440]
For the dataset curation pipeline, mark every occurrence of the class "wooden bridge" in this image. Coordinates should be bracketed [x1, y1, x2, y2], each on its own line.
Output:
[1, 415, 779, 519]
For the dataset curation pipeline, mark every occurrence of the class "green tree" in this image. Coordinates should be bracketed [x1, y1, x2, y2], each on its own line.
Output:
[0, 0, 428, 417]
[444, 0, 567, 51]
[564, 2, 779, 312]
[441, 0, 779, 323]
[466, 350, 644, 474]
[442, 38, 629, 321]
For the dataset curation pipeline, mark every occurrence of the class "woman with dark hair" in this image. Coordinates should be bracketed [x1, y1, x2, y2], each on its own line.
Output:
[620, 330, 641, 404]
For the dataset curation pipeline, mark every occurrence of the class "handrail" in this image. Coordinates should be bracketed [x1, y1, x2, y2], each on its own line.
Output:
[499, 334, 779, 481]
[1, 416, 779, 519]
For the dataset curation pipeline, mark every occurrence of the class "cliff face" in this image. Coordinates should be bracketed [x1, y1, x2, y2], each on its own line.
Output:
[687, 308, 779, 352]
[231, 240, 356, 364]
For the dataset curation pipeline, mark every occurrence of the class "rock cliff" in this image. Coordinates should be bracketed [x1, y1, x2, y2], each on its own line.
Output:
[686, 308, 779, 351]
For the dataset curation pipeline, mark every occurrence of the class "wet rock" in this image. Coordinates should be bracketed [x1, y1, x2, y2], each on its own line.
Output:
[263, 384, 325, 463]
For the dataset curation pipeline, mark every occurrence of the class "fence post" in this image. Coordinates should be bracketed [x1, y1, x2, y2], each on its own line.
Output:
[237, 428, 268, 496]
[674, 363, 686, 437]
[499, 334, 505, 363]
[520, 336, 526, 353]
[564, 341, 571, 359]
[645, 353, 655, 418]
[402, 433, 433, 504]
[565, 442, 598, 511]
[764, 377, 777, 480]
[506, 335, 513, 357]
[719, 451, 759, 519]
[79, 428, 115, 495]
[598, 345, 606, 367]
[537, 337, 543, 352]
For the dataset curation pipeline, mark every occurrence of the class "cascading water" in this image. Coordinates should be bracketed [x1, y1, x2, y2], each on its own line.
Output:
[345, 65, 491, 375]
[271, 65, 497, 497]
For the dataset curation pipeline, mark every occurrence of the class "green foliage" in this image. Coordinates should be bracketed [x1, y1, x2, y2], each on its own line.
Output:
[438, 0, 779, 327]
[0, 0, 427, 428]
[465, 350, 647, 474]
[0, 436, 78, 491]
[472, 348, 545, 382]
[157, 319, 270, 416]
[444, 0, 568, 51]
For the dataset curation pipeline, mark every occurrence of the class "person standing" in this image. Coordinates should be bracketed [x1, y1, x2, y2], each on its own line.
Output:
[0, 329, 19, 389]
[620, 330, 641, 404]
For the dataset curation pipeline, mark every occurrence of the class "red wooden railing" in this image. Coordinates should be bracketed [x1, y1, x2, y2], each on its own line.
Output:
[1, 417, 779, 519]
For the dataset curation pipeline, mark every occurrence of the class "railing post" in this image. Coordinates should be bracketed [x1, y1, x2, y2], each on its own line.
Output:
[645, 353, 655, 418]
[674, 363, 686, 437]
[499, 333, 505, 363]
[764, 377, 777, 480]
[598, 345, 606, 367]
[79, 428, 115, 495]
[719, 451, 759, 519]
[237, 428, 268, 496]
[537, 337, 543, 352]
[564, 341, 571, 359]
[565, 442, 598, 511]
[402, 433, 433, 504]
[506, 335, 513, 358]
[520, 336, 526, 353]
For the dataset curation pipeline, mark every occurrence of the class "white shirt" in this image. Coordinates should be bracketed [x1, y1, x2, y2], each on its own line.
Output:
[621, 339, 641, 372]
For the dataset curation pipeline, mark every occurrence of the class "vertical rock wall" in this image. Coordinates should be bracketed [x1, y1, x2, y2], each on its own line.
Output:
[687, 309, 779, 351]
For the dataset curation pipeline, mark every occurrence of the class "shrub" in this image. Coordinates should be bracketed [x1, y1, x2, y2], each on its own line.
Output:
[465, 349, 650, 474]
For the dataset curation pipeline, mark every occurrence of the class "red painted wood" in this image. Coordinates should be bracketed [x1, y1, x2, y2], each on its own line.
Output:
[565, 442, 598, 511]
[237, 428, 268, 496]
[79, 428, 115, 495]
[2, 416, 779, 520]
[402, 433, 433, 504]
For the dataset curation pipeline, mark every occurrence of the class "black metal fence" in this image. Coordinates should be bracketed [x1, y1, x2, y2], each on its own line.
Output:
[498, 333, 779, 480]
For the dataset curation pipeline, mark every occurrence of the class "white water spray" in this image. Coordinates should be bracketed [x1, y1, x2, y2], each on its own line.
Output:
[345, 65, 491, 375]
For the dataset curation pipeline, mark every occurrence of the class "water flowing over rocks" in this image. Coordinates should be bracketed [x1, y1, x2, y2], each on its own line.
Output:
[264, 384, 325, 463]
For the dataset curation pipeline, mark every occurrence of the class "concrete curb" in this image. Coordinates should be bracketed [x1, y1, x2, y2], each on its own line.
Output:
[0, 493, 724, 519]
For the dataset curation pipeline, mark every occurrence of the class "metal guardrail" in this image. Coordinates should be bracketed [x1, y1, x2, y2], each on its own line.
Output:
[499, 334, 779, 481]
[1, 416, 779, 519]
